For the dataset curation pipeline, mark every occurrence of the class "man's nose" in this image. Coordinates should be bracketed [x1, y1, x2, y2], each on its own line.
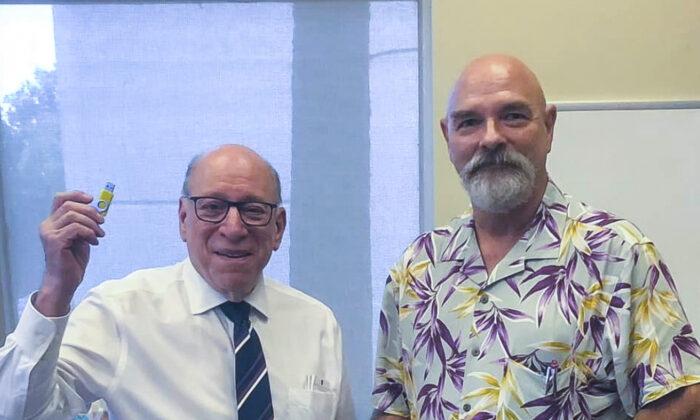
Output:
[219, 206, 248, 237]
[480, 118, 506, 149]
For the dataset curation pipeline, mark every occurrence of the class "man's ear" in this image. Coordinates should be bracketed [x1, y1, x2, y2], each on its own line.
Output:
[272, 207, 286, 251]
[440, 117, 450, 144]
[544, 104, 557, 153]
[178, 197, 188, 242]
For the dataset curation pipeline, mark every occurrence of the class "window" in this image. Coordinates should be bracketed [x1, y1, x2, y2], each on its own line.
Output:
[0, 2, 423, 416]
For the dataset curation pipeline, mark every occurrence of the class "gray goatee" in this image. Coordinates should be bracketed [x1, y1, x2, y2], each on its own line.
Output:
[459, 147, 536, 213]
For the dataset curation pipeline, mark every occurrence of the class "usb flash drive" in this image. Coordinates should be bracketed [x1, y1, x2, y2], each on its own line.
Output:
[94, 182, 115, 216]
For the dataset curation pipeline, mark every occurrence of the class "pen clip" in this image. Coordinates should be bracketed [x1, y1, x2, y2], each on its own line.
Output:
[545, 360, 559, 396]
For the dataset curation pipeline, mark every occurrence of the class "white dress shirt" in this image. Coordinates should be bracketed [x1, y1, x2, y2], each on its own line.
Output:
[0, 259, 355, 420]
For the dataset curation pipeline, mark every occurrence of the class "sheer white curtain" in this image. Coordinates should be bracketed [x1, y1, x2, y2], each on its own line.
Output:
[0, 2, 421, 416]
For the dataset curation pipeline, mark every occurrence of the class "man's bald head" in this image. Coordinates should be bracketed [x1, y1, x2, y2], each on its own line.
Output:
[440, 54, 557, 214]
[446, 54, 547, 119]
[181, 144, 282, 203]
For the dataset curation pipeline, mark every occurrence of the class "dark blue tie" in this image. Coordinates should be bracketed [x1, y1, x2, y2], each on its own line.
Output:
[220, 301, 274, 419]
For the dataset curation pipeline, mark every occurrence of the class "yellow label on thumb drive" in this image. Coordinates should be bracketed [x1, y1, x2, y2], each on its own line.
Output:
[95, 182, 115, 216]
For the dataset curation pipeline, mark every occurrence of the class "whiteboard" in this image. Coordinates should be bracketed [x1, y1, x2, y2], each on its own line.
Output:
[548, 108, 700, 330]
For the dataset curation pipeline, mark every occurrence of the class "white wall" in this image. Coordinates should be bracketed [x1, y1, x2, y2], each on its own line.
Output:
[431, 0, 700, 226]
[549, 108, 700, 329]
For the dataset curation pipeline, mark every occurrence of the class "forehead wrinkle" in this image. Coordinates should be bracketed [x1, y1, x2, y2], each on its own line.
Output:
[446, 55, 547, 117]
[189, 146, 278, 201]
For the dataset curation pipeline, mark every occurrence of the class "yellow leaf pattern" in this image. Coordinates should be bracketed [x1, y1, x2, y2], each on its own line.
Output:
[372, 181, 700, 419]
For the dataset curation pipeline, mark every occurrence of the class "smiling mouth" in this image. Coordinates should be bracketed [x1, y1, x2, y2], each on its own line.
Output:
[472, 161, 520, 174]
[214, 250, 253, 259]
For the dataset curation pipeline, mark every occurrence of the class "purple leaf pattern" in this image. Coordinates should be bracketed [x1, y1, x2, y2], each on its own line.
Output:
[372, 181, 700, 419]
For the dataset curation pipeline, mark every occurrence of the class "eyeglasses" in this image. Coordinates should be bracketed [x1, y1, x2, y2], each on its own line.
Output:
[186, 196, 278, 226]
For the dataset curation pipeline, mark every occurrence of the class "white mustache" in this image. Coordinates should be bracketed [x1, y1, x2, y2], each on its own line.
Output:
[464, 149, 527, 178]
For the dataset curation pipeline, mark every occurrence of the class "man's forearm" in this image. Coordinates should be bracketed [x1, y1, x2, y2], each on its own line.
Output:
[634, 384, 700, 420]
[371, 410, 409, 420]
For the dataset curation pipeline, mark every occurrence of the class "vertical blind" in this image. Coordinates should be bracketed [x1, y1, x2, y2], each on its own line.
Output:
[0, 2, 421, 417]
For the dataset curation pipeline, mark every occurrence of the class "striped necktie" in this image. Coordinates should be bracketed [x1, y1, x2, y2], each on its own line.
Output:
[220, 301, 274, 419]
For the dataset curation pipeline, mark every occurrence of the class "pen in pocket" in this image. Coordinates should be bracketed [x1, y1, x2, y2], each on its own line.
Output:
[544, 360, 559, 396]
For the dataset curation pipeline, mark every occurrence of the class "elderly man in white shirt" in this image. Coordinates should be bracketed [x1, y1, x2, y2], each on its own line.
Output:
[0, 144, 355, 420]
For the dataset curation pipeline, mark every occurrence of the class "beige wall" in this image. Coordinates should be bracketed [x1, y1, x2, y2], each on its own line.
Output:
[431, 0, 700, 225]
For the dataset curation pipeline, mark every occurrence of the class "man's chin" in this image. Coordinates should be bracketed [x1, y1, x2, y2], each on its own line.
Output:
[205, 270, 260, 297]
[465, 176, 534, 213]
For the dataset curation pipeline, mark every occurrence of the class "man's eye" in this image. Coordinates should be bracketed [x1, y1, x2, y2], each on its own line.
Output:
[503, 112, 528, 122]
[457, 118, 481, 129]
[241, 207, 269, 223]
[199, 201, 225, 212]
[241, 204, 268, 217]
[244, 206, 265, 215]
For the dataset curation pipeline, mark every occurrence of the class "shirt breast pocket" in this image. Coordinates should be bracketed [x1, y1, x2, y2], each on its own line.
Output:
[506, 358, 620, 418]
[507, 358, 575, 404]
[286, 388, 337, 420]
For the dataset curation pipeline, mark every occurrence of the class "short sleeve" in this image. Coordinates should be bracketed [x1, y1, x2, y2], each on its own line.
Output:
[611, 240, 700, 416]
[371, 258, 410, 417]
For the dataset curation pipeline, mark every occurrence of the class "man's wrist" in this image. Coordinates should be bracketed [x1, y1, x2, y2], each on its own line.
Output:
[34, 285, 73, 317]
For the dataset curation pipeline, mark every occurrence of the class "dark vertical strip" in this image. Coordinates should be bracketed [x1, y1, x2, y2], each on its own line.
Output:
[418, 0, 434, 231]
[291, 1, 371, 417]
[0, 151, 11, 341]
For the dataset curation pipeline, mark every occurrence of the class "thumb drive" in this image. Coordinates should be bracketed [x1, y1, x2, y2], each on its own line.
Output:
[94, 182, 115, 216]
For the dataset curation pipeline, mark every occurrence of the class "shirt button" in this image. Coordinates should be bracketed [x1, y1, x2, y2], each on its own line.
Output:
[479, 295, 489, 304]
[463, 403, 471, 412]
[471, 348, 480, 357]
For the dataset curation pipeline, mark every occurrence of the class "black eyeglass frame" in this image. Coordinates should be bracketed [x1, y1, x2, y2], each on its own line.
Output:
[185, 196, 278, 226]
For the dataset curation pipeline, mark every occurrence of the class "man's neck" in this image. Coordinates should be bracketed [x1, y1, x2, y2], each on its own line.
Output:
[472, 177, 548, 274]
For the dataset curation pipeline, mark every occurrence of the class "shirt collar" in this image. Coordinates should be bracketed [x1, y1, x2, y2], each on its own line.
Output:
[445, 180, 568, 251]
[183, 258, 270, 319]
[532, 179, 570, 247]
[459, 179, 569, 246]
[446, 180, 570, 286]
[491, 180, 569, 276]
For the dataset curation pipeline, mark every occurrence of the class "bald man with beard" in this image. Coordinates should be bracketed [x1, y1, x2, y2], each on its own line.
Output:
[372, 55, 700, 419]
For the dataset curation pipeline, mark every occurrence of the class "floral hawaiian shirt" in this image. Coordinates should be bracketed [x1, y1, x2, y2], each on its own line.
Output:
[372, 181, 700, 420]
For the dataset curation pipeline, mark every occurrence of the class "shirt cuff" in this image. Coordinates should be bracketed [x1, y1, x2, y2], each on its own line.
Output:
[13, 291, 70, 362]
